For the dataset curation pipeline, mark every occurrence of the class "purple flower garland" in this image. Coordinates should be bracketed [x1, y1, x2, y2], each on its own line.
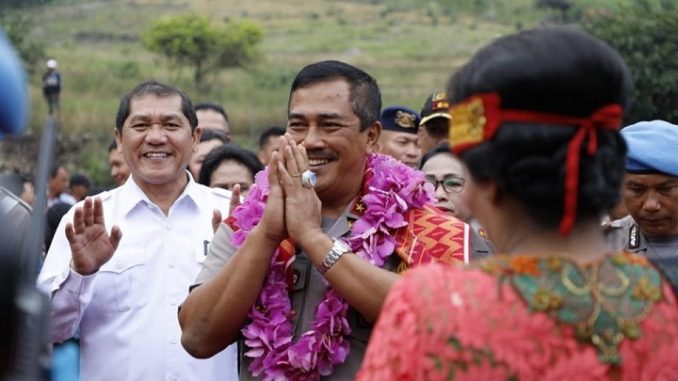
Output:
[231, 154, 434, 380]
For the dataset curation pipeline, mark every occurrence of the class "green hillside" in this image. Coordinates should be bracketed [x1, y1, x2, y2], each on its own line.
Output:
[7, 0, 659, 184]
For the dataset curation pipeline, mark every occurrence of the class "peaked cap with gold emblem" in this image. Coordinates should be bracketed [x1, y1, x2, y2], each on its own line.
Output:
[380, 105, 421, 135]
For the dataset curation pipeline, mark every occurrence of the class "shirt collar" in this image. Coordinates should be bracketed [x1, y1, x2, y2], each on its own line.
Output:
[117, 171, 201, 217]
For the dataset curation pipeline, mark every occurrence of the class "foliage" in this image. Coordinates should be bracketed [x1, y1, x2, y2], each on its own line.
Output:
[0, 0, 58, 8]
[142, 14, 263, 89]
[0, 11, 46, 74]
[583, 8, 678, 122]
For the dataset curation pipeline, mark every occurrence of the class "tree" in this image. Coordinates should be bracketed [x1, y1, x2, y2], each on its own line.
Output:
[583, 9, 678, 123]
[142, 14, 263, 89]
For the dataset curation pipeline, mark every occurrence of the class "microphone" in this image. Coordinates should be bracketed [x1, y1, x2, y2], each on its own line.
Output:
[0, 28, 28, 137]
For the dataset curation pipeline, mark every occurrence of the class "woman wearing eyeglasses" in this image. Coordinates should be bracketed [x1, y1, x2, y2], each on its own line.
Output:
[420, 144, 470, 220]
[420, 144, 494, 257]
[358, 26, 678, 380]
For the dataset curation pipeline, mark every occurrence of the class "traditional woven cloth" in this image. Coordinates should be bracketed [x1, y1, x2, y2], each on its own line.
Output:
[394, 205, 469, 269]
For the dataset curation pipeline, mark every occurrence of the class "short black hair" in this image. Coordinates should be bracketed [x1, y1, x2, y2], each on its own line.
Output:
[419, 144, 452, 170]
[69, 174, 91, 188]
[107, 139, 118, 153]
[200, 129, 228, 144]
[49, 164, 64, 179]
[447, 26, 631, 228]
[258, 126, 286, 149]
[115, 80, 198, 131]
[289, 60, 381, 132]
[198, 144, 264, 186]
[421, 118, 449, 140]
[194, 102, 229, 122]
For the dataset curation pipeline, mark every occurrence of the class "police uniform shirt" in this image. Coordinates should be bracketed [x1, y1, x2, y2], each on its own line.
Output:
[610, 215, 678, 294]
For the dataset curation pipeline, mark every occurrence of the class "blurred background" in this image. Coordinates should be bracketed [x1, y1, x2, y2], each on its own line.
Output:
[1, 0, 676, 187]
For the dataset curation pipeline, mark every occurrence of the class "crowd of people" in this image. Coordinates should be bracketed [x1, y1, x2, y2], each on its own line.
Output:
[1, 23, 677, 381]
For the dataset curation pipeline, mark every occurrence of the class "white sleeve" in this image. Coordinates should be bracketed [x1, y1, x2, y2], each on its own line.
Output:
[36, 209, 97, 343]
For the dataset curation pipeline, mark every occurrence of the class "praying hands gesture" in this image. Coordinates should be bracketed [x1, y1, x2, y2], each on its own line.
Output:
[259, 134, 323, 249]
[65, 197, 122, 275]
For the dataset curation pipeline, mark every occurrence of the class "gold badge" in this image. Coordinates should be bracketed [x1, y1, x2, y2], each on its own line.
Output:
[431, 91, 449, 111]
[450, 96, 487, 150]
[433, 91, 448, 101]
[395, 110, 417, 129]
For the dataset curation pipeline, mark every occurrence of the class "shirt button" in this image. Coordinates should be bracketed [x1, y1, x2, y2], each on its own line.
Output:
[167, 262, 175, 268]
[169, 297, 177, 306]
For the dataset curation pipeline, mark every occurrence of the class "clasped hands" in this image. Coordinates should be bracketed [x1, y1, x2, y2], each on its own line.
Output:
[255, 134, 324, 250]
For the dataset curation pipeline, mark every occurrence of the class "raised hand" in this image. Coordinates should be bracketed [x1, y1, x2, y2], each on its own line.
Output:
[228, 184, 242, 216]
[277, 135, 323, 247]
[65, 197, 122, 275]
[255, 151, 288, 244]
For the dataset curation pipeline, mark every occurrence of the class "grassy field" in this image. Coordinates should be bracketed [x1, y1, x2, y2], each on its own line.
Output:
[11, 0, 549, 185]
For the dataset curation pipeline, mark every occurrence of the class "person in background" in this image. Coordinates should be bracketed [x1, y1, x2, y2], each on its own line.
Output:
[188, 129, 228, 180]
[195, 102, 231, 142]
[42, 59, 61, 115]
[47, 165, 75, 207]
[198, 143, 263, 196]
[420, 144, 471, 222]
[107, 140, 130, 187]
[68, 174, 91, 202]
[420, 144, 494, 257]
[375, 105, 421, 167]
[257, 126, 285, 165]
[417, 91, 451, 155]
[37, 80, 237, 381]
[607, 120, 678, 293]
[358, 26, 678, 380]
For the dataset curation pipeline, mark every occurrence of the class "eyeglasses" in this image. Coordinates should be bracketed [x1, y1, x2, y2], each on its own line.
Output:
[425, 176, 465, 194]
[213, 182, 251, 192]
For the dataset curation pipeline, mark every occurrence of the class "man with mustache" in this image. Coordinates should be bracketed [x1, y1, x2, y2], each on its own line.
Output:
[179, 60, 472, 380]
[613, 120, 678, 293]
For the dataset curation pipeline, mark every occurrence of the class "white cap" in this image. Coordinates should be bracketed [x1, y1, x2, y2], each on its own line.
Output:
[46, 59, 58, 69]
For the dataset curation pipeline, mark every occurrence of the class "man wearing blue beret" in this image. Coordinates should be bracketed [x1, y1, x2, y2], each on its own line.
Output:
[375, 105, 421, 167]
[611, 120, 678, 293]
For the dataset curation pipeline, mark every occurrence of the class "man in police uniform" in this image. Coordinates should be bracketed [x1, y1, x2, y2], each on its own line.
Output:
[417, 91, 451, 155]
[179, 61, 475, 380]
[609, 120, 678, 293]
[375, 105, 421, 167]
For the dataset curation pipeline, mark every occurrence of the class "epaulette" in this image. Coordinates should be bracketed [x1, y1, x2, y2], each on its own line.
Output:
[628, 223, 641, 250]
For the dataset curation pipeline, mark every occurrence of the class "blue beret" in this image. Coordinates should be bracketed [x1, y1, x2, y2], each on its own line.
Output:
[0, 29, 28, 137]
[380, 105, 420, 134]
[621, 120, 678, 176]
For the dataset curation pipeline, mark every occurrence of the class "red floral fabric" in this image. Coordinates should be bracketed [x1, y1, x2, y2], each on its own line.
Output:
[357, 256, 678, 381]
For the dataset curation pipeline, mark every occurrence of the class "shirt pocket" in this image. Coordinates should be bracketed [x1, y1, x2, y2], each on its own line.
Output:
[91, 248, 150, 313]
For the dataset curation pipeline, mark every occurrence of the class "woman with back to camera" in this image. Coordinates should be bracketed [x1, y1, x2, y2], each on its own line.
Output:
[358, 26, 678, 380]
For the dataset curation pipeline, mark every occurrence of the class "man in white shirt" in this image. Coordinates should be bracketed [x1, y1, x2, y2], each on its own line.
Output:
[37, 81, 238, 381]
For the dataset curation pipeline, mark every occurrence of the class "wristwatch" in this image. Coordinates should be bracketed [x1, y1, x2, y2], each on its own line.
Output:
[318, 238, 352, 275]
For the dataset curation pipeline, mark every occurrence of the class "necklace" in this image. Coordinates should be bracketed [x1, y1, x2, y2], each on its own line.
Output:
[230, 153, 434, 380]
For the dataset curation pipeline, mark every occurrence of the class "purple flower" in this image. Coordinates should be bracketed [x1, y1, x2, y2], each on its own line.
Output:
[235, 153, 431, 380]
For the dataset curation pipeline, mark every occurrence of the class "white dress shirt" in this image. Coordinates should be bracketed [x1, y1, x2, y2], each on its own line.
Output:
[38, 174, 238, 381]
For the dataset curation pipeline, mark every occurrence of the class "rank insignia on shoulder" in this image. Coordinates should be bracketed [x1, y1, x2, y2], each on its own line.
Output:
[629, 224, 640, 250]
